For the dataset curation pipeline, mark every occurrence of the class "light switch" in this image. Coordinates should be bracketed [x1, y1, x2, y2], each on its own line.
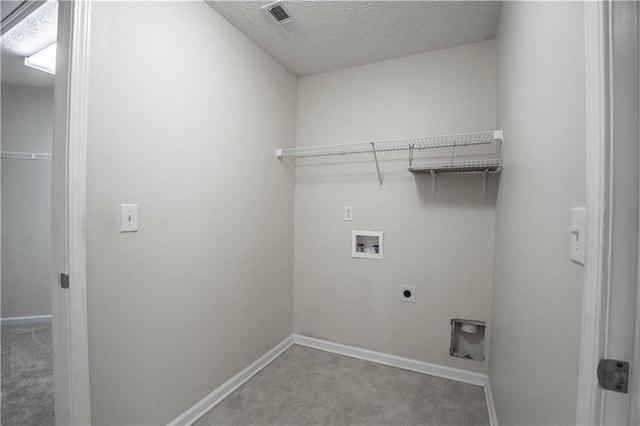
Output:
[120, 204, 138, 232]
[344, 206, 353, 221]
[570, 207, 585, 265]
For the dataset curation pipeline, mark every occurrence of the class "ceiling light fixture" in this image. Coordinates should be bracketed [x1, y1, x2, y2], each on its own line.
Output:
[1, 0, 58, 56]
[24, 41, 56, 74]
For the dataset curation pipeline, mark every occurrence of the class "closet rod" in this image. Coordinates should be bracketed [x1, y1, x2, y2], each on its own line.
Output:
[1, 151, 53, 161]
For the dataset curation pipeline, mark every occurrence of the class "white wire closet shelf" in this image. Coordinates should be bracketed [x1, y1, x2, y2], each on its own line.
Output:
[276, 130, 502, 159]
[0, 151, 52, 160]
[276, 129, 503, 196]
[407, 159, 502, 174]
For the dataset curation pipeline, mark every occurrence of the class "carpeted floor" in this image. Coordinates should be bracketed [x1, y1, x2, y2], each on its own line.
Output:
[1, 321, 55, 426]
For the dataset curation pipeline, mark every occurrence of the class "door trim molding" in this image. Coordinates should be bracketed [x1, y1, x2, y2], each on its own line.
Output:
[577, 1, 640, 424]
[576, 1, 609, 425]
[52, 1, 92, 424]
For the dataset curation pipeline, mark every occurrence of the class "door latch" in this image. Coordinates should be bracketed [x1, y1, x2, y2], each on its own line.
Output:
[597, 359, 629, 393]
[60, 273, 69, 289]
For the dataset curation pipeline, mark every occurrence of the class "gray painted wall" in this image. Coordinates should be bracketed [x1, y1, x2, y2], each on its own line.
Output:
[1, 84, 54, 318]
[84, 2, 296, 424]
[490, 2, 586, 424]
[79, 2, 590, 423]
[294, 41, 496, 373]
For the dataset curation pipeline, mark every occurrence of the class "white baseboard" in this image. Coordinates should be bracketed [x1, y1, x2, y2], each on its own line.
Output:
[1, 315, 52, 325]
[485, 378, 498, 426]
[293, 334, 488, 387]
[167, 334, 295, 426]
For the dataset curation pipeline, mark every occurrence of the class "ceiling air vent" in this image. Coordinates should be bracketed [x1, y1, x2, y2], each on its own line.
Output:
[262, 1, 302, 35]
[268, 5, 289, 22]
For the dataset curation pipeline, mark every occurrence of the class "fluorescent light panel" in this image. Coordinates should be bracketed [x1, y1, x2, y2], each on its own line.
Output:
[24, 41, 56, 74]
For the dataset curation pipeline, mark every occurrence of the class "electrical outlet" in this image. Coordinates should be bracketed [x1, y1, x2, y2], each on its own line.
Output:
[399, 285, 416, 303]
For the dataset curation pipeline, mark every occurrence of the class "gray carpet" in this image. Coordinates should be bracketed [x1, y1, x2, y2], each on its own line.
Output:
[1, 321, 55, 426]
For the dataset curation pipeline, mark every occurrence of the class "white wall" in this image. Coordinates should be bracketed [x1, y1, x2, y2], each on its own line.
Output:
[490, 2, 585, 425]
[84, 2, 296, 424]
[1, 84, 54, 318]
[294, 41, 496, 373]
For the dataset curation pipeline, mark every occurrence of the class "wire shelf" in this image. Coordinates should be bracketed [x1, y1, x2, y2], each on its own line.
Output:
[276, 130, 501, 159]
[408, 159, 502, 174]
[1, 151, 53, 161]
[275, 129, 503, 196]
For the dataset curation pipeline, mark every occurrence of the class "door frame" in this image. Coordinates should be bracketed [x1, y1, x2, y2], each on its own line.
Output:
[576, 1, 639, 425]
[51, 0, 92, 424]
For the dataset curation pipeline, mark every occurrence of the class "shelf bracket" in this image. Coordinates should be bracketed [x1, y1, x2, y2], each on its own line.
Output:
[481, 168, 490, 199]
[371, 142, 383, 186]
[408, 144, 415, 168]
[450, 139, 457, 166]
[429, 170, 438, 199]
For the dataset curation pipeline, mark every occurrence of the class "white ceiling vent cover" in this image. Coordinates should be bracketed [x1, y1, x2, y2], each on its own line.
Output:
[261, 1, 302, 35]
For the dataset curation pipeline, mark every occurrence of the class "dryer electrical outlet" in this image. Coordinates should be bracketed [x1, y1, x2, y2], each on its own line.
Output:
[399, 285, 416, 303]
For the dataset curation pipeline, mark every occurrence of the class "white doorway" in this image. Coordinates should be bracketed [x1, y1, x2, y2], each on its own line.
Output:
[51, 0, 92, 424]
[1, 1, 91, 425]
[577, 1, 639, 425]
[1, 1, 58, 424]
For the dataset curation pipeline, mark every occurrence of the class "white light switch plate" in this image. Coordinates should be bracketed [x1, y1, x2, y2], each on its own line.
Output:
[344, 206, 353, 221]
[570, 207, 585, 265]
[120, 204, 138, 232]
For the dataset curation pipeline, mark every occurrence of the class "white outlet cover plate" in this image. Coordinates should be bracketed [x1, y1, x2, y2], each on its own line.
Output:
[399, 285, 416, 303]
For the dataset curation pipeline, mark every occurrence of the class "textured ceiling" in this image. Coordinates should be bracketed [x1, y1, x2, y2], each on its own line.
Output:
[1, 0, 57, 56]
[1, 0, 57, 88]
[207, 1, 502, 77]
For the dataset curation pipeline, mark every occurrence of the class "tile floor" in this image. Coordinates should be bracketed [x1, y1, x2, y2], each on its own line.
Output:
[194, 345, 489, 426]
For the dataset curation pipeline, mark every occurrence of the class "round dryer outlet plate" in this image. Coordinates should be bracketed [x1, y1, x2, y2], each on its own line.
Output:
[399, 285, 416, 303]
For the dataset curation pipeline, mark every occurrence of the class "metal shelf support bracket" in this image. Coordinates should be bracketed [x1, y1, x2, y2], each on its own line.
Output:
[371, 142, 383, 186]
[430, 170, 438, 199]
[481, 168, 490, 199]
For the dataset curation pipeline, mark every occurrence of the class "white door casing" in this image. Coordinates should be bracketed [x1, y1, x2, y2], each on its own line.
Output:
[603, 2, 639, 424]
[577, 1, 639, 425]
[52, 1, 92, 424]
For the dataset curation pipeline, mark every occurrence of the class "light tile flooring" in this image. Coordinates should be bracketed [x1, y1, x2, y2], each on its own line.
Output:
[195, 345, 489, 426]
